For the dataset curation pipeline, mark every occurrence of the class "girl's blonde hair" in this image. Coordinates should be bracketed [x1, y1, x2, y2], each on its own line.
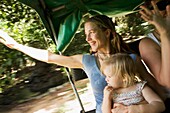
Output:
[101, 53, 141, 87]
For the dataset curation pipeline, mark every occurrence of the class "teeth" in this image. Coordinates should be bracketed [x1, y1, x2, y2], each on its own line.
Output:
[90, 41, 95, 45]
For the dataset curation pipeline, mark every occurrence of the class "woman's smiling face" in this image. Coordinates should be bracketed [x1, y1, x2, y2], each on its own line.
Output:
[84, 22, 108, 52]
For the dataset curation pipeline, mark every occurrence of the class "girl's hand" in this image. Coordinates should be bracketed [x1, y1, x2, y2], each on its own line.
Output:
[139, 1, 170, 35]
[103, 85, 114, 100]
[0, 30, 19, 49]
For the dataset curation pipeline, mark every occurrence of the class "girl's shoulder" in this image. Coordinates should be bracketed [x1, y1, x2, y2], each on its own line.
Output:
[136, 81, 147, 91]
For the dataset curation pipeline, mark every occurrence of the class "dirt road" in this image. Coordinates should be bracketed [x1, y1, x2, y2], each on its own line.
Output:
[0, 79, 96, 113]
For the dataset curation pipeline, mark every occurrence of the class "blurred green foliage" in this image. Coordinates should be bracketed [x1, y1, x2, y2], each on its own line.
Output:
[115, 12, 154, 39]
[0, 0, 55, 93]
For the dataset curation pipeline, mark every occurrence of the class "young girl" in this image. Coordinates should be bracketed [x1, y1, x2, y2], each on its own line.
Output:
[101, 53, 165, 113]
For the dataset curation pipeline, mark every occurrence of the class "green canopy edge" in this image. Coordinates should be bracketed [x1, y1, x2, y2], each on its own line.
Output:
[17, 0, 144, 52]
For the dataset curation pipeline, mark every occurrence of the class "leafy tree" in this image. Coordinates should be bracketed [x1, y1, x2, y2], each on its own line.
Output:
[115, 12, 154, 40]
[0, 0, 55, 92]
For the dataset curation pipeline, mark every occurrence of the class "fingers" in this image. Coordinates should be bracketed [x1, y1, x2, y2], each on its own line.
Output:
[112, 104, 128, 113]
[0, 30, 18, 49]
[0, 30, 8, 37]
[0, 38, 6, 44]
[139, 5, 153, 22]
[6, 44, 15, 49]
[139, 10, 151, 22]
[0, 30, 7, 44]
[166, 5, 170, 17]
[104, 85, 113, 97]
[0, 33, 8, 45]
[151, 1, 160, 14]
[113, 103, 122, 107]
[105, 86, 113, 92]
[107, 86, 113, 91]
[139, 1, 163, 25]
[0, 30, 9, 42]
[140, 5, 152, 16]
[0, 38, 13, 48]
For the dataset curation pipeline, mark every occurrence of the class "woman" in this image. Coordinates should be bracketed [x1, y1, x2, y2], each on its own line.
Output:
[0, 15, 164, 113]
[101, 53, 165, 113]
[139, 0, 170, 112]
[139, 0, 170, 89]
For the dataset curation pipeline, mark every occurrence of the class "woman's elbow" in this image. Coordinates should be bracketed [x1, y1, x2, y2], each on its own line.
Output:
[157, 77, 170, 89]
[151, 101, 165, 113]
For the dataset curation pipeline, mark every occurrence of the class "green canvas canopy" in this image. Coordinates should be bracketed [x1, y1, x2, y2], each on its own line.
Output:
[17, 0, 144, 52]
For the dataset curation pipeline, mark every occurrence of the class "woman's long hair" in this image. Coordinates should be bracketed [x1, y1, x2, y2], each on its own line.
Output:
[85, 15, 131, 54]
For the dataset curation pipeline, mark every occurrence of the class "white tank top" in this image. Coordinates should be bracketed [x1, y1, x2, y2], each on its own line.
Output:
[147, 33, 161, 46]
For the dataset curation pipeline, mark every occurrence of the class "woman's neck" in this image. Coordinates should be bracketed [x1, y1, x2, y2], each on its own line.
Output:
[97, 41, 115, 54]
[97, 46, 114, 55]
[96, 52, 113, 62]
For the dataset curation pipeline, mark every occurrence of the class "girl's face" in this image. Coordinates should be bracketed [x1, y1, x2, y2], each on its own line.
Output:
[103, 66, 124, 89]
[84, 22, 109, 52]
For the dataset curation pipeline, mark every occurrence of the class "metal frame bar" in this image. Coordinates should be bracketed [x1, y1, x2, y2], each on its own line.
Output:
[38, 0, 85, 112]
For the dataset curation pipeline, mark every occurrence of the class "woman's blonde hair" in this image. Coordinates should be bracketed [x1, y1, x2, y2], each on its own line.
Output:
[101, 53, 141, 87]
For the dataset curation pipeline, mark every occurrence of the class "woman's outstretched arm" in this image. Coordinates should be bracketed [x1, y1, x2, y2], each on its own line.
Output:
[0, 30, 83, 69]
